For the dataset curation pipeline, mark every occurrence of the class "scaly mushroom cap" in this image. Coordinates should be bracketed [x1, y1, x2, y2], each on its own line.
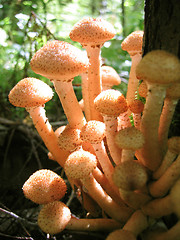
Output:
[136, 50, 180, 84]
[30, 40, 89, 81]
[138, 81, 147, 98]
[69, 17, 116, 45]
[168, 137, 180, 154]
[38, 201, 71, 234]
[22, 169, 67, 204]
[101, 66, 121, 87]
[94, 89, 128, 117]
[115, 126, 145, 150]
[113, 161, 148, 190]
[80, 120, 106, 144]
[8, 77, 53, 108]
[166, 83, 180, 99]
[128, 99, 144, 114]
[106, 229, 136, 240]
[121, 31, 144, 55]
[170, 179, 180, 217]
[64, 149, 97, 179]
[58, 125, 82, 151]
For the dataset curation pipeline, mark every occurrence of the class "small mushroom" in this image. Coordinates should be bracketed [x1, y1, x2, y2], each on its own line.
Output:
[101, 65, 121, 90]
[70, 17, 116, 120]
[128, 99, 144, 130]
[136, 50, 180, 171]
[22, 169, 67, 204]
[30, 40, 89, 129]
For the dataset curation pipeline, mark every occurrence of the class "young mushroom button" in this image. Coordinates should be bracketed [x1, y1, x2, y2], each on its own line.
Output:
[70, 17, 116, 120]
[30, 40, 89, 129]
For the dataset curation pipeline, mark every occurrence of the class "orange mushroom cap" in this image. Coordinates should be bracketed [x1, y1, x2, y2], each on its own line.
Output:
[30, 40, 89, 81]
[128, 99, 144, 114]
[38, 201, 71, 234]
[94, 89, 128, 117]
[101, 66, 121, 87]
[80, 120, 106, 144]
[69, 17, 116, 45]
[121, 31, 144, 55]
[22, 169, 67, 204]
[64, 149, 97, 179]
[8, 77, 53, 108]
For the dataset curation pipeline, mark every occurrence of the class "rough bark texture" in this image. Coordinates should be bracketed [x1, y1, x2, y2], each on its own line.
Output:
[143, 0, 180, 58]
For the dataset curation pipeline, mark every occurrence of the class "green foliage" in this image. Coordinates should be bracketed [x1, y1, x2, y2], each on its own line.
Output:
[0, 0, 144, 120]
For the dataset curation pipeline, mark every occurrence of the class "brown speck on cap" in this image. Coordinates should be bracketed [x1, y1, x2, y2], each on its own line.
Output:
[30, 40, 89, 80]
[94, 89, 128, 117]
[8, 77, 53, 108]
[136, 50, 180, 84]
[38, 201, 71, 234]
[64, 149, 97, 179]
[80, 120, 106, 144]
[69, 17, 116, 45]
[121, 31, 143, 55]
[115, 126, 145, 150]
[22, 169, 67, 204]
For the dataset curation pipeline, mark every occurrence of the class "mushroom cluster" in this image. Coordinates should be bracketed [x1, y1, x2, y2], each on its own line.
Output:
[8, 17, 180, 239]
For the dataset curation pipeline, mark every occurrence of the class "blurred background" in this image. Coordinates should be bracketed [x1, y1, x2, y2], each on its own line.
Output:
[0, 1, 144, 239]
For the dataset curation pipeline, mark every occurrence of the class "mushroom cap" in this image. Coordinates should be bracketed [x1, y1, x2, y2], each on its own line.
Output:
[94, 89, 128, 117]
[69, 17, 116, 45]
[22, 169, 67, 204]
[166, 83, 180, 99]
[64, 149, 97, 179]
[168, 137, 180, 154]
[58, 125, 82, 151]
[106, 229, 136, 240]
[101, 66, 121, 87]
[30, 40, 89, 81]
[8, 77, 53, 108]
[115, 126, 145, 150]
[80, 120, 106, 144]
[38, 201, 71, 234]
[136, 50, 180, 84]
[121, 30, 144, 55]
[128, 99, 144, 114]
[113, 160, 148, 190]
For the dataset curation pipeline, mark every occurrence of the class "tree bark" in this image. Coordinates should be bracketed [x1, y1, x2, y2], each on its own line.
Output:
[143, 0, 180, 58]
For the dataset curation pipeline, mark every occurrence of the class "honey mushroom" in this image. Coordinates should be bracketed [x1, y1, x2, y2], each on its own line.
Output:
[115, 126, 145, 162]
[121, 31, 144, 107]
[128, 99, 144, 130]
[101, 65, 121, 90]
[112, 160, 150, 209]
[30, 40, 89, 129]
[136, 50, 180, 171]
[94, 89, 128, 165]
[22, 169, 67, 204]
[64, 148, 133, 222]
[8, 77, 68, 167]
[70, 17, 116, 121]
[38, 201, 123, 235]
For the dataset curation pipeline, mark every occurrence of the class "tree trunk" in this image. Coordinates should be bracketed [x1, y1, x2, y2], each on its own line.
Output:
[143, 0, 180, 58]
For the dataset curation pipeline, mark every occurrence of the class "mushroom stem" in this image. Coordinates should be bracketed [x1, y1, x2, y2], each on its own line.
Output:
[149, 154, 180, 197]
[26, 106, 68, 167]
[81, 174, 133, 222]
[123, 209, 152, 237]
[81, 72, 91, 121]
[52, 80, 86, 129]
[66, 217, 123, 232]
[85, 45, 103, 121]
[139, 83, 166, 171]
[141, 194, 173, 218]
[158, 98, 178, 155]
